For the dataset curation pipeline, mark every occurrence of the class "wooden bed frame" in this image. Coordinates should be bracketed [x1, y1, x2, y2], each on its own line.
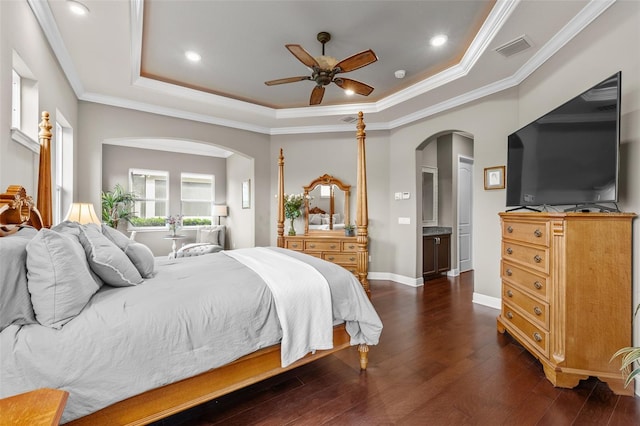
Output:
[0, 111, 372, 425]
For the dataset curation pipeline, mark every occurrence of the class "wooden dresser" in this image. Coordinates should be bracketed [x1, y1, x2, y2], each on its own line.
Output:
[497, 212, 635, 395]
[283, 234, 358, 275]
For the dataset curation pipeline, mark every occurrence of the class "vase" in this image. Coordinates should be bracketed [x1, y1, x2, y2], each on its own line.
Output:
[288, 218, 296, 236]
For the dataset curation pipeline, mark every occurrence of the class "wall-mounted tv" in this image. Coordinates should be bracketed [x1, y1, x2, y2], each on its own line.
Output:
[506, 71, 621, 210]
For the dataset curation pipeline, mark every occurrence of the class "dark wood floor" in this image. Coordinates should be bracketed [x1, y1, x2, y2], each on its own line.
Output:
[158, 273, 639, 425]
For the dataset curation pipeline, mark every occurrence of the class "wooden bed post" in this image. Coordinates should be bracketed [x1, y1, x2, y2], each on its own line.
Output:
[355, 112, 370, 297]
[277, 148, 285, 247]
[37, 111, 53, 228]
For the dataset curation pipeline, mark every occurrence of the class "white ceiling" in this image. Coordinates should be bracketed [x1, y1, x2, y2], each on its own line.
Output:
[30, 0, 614, 135]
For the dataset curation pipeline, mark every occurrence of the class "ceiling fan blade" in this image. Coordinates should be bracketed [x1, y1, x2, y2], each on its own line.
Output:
[286, 44, 319, 68]
[264, 76, 311, 86]
[334, 77, 374, 96]
[310, 86, 325, 105]
[334, 49, 377, 73]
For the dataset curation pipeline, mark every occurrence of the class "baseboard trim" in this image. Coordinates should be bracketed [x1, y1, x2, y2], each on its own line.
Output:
[368, 272, 424, 287]
[472, 292, 501, 310]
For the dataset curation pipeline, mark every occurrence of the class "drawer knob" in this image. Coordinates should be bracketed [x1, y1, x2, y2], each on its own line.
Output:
[534, 281, 543, 290]
[348, 245, 355, 249]
[506, 247, 513, 255]
[506, 290, 513, 298]
[330, 244, 336, 249]
[534, 229, 542, 237]
[506, 311, 513, 319]
[327, 256, 335, 261]
[506, 269, 513, 276]
[292, 243, 298, 248]
[350, 257, 356, 261]
[533, 332, 542, 342]
[507, 226, 513, 233]
[534, 255, 542, 263]
[309, 244, 316, 248]
[534, 306, 542, 316]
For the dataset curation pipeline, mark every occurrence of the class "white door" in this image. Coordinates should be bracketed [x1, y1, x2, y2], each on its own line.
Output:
[458, 157, 473, 272]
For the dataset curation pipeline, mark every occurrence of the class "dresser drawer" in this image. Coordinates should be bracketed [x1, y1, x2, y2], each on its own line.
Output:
[502, 241, 549, 274]
[342, 241, 357, 252]
[502, 283, 549, 329]
[501, 260, 549, 301]
[323, 252, 357, 265]
[305, 240, 341, 252]
[285, 240, 304, 251]
[502, 302, 549, 357]
[502, 220, 550, 247]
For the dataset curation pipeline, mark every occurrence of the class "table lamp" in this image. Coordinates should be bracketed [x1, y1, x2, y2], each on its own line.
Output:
[214, 205, 228, 226]
[64, 203, 101, 225]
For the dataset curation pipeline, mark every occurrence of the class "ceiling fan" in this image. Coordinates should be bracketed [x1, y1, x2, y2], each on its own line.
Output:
[265, 32, 378, 105]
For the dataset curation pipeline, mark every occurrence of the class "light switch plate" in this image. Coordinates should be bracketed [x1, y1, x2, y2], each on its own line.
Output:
[398, 217, 410, 225]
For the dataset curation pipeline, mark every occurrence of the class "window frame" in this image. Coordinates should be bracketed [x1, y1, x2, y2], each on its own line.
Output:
[128, 168, 170, 229]
[180, 172, 214, 227]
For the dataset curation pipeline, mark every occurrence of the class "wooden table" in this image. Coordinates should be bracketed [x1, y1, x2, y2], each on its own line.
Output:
[0, 388, 68, 426]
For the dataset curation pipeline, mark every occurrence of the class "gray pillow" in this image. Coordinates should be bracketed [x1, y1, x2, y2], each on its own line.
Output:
[26, 228, 102, 329]
[0, 227, 38, 330]
[78, 224, 143, 287]
[101, 225, 156, 278]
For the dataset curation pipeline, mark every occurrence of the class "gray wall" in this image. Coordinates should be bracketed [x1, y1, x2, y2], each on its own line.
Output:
[0, 0, 78, 196]
[2, 0, 638, 349]
[101, 144, 227, 255]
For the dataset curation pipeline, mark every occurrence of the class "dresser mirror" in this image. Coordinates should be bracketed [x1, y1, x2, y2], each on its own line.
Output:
[303, 174, 351, 234]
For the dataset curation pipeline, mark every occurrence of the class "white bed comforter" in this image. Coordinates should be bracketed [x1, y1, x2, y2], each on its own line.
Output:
[0, 247, 382, 423]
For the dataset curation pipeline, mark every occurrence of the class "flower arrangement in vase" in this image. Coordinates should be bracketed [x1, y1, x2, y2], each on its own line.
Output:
[166, 215, 183, 236]
[283, 193, 305, 236]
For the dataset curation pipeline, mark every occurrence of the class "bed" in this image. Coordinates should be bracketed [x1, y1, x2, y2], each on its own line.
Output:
[0, 112, 380, 425]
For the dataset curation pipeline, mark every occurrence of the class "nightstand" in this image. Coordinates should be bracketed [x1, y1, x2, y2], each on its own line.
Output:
[0, 388, 68, 425]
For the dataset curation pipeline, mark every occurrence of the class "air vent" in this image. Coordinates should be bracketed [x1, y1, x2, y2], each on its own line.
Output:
[341, 116, 358, 124]
[495, 35, 532, 58]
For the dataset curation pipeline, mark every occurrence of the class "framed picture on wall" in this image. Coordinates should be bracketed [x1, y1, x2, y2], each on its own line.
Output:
[484, 166, 505, 190]
[242, 179, 251, 209]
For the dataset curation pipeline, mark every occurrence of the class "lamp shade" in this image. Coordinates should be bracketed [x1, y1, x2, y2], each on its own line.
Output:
[64, 203, 101, 225]
[214, 205, 228, 217]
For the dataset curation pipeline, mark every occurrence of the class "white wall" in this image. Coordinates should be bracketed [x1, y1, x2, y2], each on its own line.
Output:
[226, 153, 254, 249]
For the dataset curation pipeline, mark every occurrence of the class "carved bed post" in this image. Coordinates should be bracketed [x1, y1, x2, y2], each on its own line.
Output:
[37, 111, 53, 228]
[355, 111, 370, 297]
[277, 148, 285, 247]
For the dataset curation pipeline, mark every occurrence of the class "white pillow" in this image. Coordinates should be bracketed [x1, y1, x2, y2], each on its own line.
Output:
[78, 224, 143, 287]
[309, 214, 322, 225]
[26, 229, 102, 329]
[101, 225, 156, 278]
[196, 227, 220, 245]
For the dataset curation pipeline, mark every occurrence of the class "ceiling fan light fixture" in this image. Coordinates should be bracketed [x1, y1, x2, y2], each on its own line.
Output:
[430, 34, 448, 47]
[344, 89, 355, 96]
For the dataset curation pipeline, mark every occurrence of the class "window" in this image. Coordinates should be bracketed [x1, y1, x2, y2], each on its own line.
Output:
[11, 70, 20, 129]
[53, 113, 74, 225]
[129, 169, 168, 227]
[11, 52, 39, 152]
[181, 173, 214, 226]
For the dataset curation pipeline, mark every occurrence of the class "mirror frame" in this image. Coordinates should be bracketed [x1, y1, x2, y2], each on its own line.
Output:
[303, 174, 351, 234]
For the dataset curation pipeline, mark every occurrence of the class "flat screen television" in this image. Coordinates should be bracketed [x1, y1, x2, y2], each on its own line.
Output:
[506, 71, 621, 210]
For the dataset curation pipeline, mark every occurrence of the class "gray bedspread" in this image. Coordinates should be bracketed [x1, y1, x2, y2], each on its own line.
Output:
[0, 247, 382, 423]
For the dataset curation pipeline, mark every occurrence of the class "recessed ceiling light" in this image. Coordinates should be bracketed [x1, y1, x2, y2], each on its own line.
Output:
[394, 70, 406, 79]
[430, 35, 448, 47]
[67, 0, 89, 16]
[185, 51, 201, 62]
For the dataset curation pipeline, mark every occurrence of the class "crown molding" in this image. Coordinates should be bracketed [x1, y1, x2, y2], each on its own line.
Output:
[27, 0, 84, 97]
[28, 0, 615, 136]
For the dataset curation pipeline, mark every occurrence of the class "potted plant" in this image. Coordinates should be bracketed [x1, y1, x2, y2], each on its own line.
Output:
[344, 223, 356, 237]
[284, 193, 305, 236]
[101, 183, 137, 228]
[611, 304, 640, 388]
